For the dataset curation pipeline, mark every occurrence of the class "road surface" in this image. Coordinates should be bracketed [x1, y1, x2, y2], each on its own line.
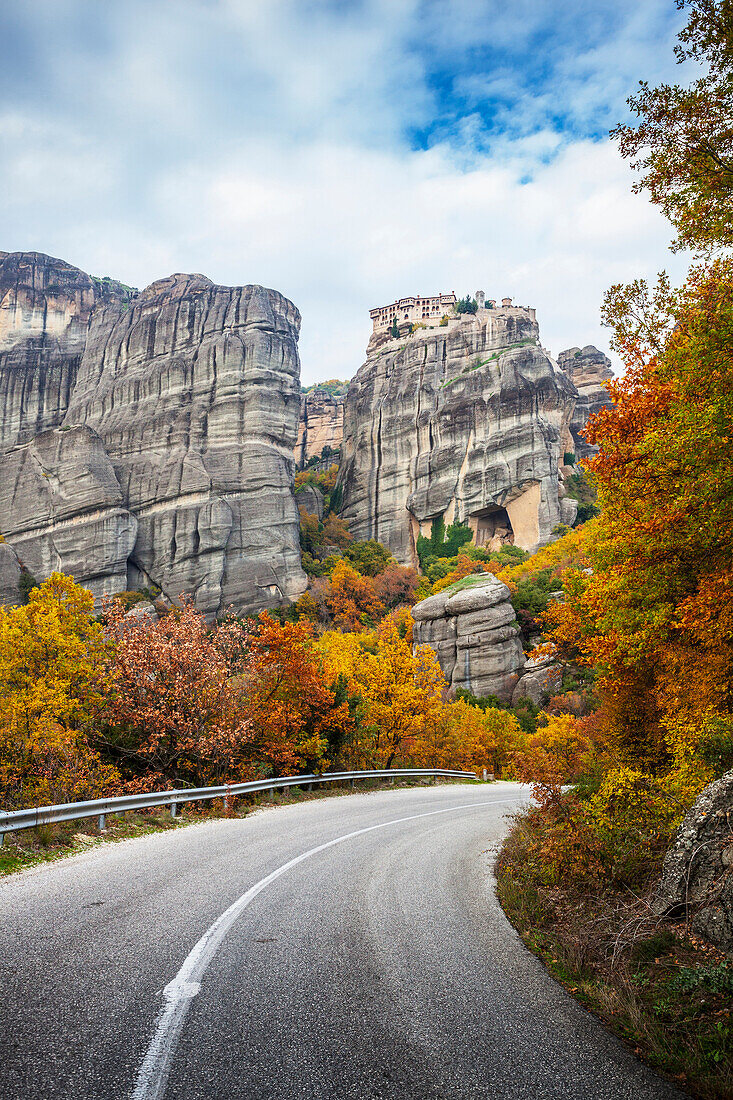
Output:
[0, 781, 686, 1099]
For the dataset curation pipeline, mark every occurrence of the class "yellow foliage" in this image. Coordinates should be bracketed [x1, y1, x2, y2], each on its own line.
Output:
[0, 573, 118, 809]
[498, 523, 594, 587]
[413, 699, 525, 775]
[317, 619, 446, 768]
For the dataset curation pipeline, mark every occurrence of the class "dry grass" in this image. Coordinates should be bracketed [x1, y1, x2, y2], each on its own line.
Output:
[496, 808, 733, 1099]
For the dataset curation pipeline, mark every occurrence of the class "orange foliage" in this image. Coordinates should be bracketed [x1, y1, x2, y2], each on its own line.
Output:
[312, 560, 385, 631]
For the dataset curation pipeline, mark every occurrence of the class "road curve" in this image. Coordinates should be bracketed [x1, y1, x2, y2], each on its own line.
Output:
[0, 782, 685, 1100]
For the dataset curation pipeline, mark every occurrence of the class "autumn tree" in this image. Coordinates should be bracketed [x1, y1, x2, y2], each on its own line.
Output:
[613, 0, 733, 253]
[231, 614, 351, 774]
[313, 559, 385, 631]
[545, 259, 733, 778]
[0, 573, 117, 809]
[100, 599, 252, 789]
[317, 619, 447, 768]
[413, 699, 525, 776]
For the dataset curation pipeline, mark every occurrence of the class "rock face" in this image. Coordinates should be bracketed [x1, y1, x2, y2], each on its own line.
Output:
[412, 573, 525, 703]
[338, 306, 577, 566]
[296, 483, 325, 520]
[0, 251, 132, 452]
[653, 770, 733, 952]
[0, 542, 23, 608]
[295, 387, 344, 468]
[0, 252, 307, 617]
[0, 426, 137, 601]
[557, 346, 613, 460]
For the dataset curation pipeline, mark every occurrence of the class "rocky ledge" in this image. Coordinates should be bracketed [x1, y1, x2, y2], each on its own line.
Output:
[653, 770, 733, 952]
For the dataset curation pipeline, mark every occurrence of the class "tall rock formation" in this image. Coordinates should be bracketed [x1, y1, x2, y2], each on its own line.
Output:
[338, 305, 577, 566]
[0, 252, 307, 617]
[295, 387, 345, 468]
[557, 345, 613, 460]
[0, 251, 130, 451]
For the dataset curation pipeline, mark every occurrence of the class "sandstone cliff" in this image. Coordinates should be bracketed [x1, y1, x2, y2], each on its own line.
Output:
[0, 252, 307, 617]
[557, 345, 613, 459]
[338, 307, 577, 566]
[295, 387, 345, 468]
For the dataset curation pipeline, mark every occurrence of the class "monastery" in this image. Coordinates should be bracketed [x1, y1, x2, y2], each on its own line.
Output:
[369, 291, 526, 333]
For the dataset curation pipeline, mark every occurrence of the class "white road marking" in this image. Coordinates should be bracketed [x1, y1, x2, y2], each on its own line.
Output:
[130, 795, 521, 1100]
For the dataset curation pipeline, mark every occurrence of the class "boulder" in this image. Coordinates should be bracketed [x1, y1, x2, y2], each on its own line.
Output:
[412, 574, 525, 703]
[653, 770, 733, 952]
[512, 655, 563, 706]
[559, 497, 578, 527]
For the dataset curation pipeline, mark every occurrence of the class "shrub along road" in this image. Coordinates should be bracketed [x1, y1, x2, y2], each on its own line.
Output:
[0, 783, 687, 1100]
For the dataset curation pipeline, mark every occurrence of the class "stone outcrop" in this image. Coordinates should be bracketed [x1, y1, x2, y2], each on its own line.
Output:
[0, 252, 307, 617]
[653, 770, 733, 952]
[511, 653, 563, 707]
[338, 306, 577, 566]
[412, 573, 525, 703]
[295, 387, 344, 468]
[557, 345, 613, 460]
[296, 483, 325, 520]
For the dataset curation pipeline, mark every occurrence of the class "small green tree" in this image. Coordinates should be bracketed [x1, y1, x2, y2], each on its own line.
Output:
[390, 318, 399, 338]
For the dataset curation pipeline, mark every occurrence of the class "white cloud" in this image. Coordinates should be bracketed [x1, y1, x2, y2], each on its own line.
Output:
[0, 0, 692, 383]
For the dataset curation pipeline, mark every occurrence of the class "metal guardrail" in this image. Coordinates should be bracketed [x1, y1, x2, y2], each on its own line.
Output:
[0, 768, 478, 843]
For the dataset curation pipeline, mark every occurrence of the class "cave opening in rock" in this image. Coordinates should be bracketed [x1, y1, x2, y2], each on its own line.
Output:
[470, 506, 514, 550]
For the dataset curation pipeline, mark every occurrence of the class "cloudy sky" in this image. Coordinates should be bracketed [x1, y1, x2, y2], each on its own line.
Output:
[1, 0, 691, 383]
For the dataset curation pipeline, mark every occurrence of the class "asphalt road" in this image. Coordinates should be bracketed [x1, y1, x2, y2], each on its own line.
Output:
[0, 782, 686, 1100]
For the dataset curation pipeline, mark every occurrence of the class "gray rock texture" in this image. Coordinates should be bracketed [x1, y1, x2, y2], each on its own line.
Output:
[339, 306, 577, 566]
[296, 483, 325, 520]
[0, 426, 137, 601]
[412, 573, 525, 703]
[512, 655, 563, 706]
[0, 252, 307, 617]
[0, 251, 132, 451]
[557, 346, 613, 460]
[0, 542, 23, 608]
[653, 770, 733, 952]
[295, 387, 344, 468]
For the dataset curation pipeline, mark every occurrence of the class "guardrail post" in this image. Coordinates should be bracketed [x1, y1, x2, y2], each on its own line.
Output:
[98, 813, 106, 831]
[483, 768, 487, 781]
[170, 802, 177, 819]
